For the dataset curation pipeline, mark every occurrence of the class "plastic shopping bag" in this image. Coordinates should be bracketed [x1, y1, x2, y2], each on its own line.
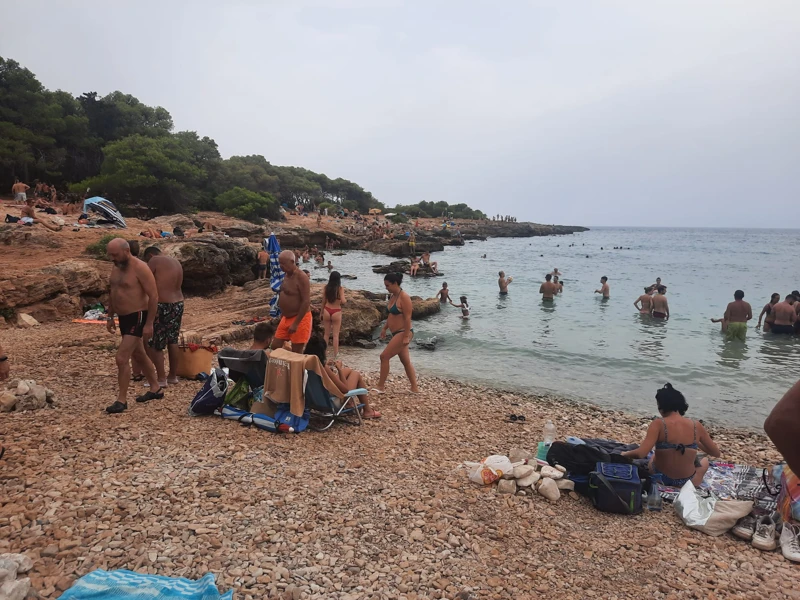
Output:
[465, 455, 514, 485]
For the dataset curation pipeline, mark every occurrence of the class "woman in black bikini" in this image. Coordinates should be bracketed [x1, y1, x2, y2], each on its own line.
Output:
[756, 292, 780, 332]
[375, 273, 419, 393]
[321, 271, 346, 358]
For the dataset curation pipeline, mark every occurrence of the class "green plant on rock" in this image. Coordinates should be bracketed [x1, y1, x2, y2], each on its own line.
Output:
[85, 234, 118, 259]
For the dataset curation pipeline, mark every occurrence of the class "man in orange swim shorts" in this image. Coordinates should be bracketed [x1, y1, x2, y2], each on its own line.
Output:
[271, 250, 312, 352]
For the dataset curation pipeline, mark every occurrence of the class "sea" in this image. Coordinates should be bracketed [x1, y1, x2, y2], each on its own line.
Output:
[315, 227, 800, 428]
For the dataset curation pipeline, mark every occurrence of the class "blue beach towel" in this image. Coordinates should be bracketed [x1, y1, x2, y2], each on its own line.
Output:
[59, 569, 233, 600]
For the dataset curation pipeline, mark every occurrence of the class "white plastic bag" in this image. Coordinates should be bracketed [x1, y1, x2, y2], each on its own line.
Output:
[674, 481, 752, 536]
[464, 455, 514, 485]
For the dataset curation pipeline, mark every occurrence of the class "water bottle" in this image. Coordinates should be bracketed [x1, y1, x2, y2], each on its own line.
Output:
[647, 480, 663, 511]
[543, 420, 557, 446]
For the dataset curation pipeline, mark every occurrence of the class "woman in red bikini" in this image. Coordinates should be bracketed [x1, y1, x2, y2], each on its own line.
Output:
[321, 271, 346, 358]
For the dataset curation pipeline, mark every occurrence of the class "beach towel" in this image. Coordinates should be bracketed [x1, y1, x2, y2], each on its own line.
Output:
[777, 464, 800, 524]
[264, 348, 341, 418]
[59, 569, 232, 600]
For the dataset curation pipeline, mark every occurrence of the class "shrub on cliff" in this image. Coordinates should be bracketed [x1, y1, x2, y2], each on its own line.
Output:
[215, 187, 280, 223]
[85, 234, 117, 259]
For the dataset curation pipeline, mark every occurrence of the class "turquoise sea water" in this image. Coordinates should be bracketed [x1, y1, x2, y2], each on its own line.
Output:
[318, 228, 800, 427]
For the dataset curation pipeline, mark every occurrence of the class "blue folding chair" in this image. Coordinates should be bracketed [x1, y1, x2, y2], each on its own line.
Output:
[304, 371, 367, 431]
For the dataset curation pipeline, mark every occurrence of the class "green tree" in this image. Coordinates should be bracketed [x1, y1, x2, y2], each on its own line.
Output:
[215, 187, 280, 223]
[78, 90, 173, 143]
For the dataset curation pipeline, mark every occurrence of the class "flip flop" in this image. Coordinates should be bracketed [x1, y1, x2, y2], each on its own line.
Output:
[106, 401, 128, 414]
[135, 388, 164, 403]
[131, 375, 145, 382]
[362, 411, 382, 419]
[370, 388, 385, 394]
[506, 414, 526, 423]
[166, 377, 179, 385]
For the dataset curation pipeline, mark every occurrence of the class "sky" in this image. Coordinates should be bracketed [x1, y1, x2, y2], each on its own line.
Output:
[3, 1, 800, 227]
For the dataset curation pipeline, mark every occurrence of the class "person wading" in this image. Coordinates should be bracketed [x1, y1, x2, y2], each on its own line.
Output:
[105, 238, 162, 413]
[271, 250, 312, 353]
[723, 289, 752, 341]
[142, 247, 185, 387]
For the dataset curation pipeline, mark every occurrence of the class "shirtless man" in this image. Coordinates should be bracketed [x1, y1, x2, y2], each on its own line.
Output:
[550, 268, 562, 278]
[594, 276, 610, 298]
[271, 250, 312, 353]
[421, 252, 438, 274]
[652, 286, 669, 319]
[142, 247, 185, 387]
[105, 238, 162, 413]
[540, 274, 557, 301]
[723, 290, 752, 341]
[20, 198, 61, 231]
[634, 287, 654, 314]
[11, 178, 29, 202]
[553, 275, 563, 294]
[436, 282, 452, 304]
[770, 295, 796, 335]
[498, 271, 513, 295]
[257, 248, 269, 279]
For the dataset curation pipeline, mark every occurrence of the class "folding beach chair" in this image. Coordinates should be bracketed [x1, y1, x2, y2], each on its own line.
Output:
[304, 370, 367, 431]
[217, 348, 268, 390]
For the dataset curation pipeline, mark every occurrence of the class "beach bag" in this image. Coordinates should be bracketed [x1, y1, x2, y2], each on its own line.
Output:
[188, 368, 228, 416]
[589, 462, 643, 515]
[777, 464, 800, 524]
[674, 481, 753, 536]
[547, 442, 611, 476]
[174, 337, 215, 379]
[223, 378, 253, 411]
[5, 214, 20, 223]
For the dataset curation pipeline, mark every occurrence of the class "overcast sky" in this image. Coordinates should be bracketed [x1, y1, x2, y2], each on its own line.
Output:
[4, 1, 800, 227]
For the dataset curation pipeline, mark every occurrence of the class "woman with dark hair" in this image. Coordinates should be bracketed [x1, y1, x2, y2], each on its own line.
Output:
[304, 334, 381, 419]
[375, 273, 418, 392]
[321, 271, 346, 358]
[756, 293, 780, 332]
[622, 384, 720, 487]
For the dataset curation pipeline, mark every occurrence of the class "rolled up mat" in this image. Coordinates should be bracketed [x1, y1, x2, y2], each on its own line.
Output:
[221, 405, 253, 425]
[252, 413, 278, 432]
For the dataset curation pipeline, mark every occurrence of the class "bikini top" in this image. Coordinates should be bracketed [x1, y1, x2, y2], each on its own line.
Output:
[654, 417, 698, 454]
[388, 295, 403, 315]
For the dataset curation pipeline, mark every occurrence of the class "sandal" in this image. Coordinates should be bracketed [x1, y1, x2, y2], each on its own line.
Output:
[506, 414, 526, 423]
[131, 374, 145, 382]
[135, 388, 164, 403]
[106, 400, 128, 414]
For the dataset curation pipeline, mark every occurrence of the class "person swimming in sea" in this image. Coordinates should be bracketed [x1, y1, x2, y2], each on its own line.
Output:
[594, 276, 610, 299]
[449, 295, 470, 319]
[436, 282, 452, 304]
[498, 271, 513, 295]
[652, 286, 669, 319]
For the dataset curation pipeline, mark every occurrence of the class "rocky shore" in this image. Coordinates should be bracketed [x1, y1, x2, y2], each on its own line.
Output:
[0, 317, 794, 599]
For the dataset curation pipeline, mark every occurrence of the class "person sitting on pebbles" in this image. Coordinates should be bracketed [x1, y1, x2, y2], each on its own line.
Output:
[621, 383, 720, 487]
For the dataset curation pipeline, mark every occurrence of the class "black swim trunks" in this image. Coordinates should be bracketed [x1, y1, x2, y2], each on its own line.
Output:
[771, 324, 794, 335]
[150, 301, 184, 350]
[118, 311, 147, 338]
[258, 264, 268, 273]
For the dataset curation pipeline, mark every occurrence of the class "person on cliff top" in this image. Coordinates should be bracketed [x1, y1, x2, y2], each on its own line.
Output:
[498, 271, 513, 295]
[436, 282, 451, 304]
[321, 271, 346, 359]
[622, 383, 720, 487]
[104, 238, 163, 413]
[142, 247, 185, 388]
[375, 272, 418, 393]
[271, 250, 312, 353]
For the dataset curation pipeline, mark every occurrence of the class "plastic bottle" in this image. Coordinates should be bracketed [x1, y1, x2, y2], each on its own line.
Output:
[647, 480, 663, 511]
[543, 420, 557, 446]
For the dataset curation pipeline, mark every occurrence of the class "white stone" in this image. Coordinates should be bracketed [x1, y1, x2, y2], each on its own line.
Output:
[496, 479, 517, 495]
[516, 472, 541, 488]
[14, 381, 31, 396]
[512, 465, 536, 479]
[0, 577, 31, 600]
[508, 448, 532, 463]
[0, 392, 16, 413]
[0, 554, 33, 574]
[554, 464, 567, 473]
[16, 314, 39, 328]
[556, 478, 575, 491]
[537, 478, 561, 502]
[540, 465, 564, 480]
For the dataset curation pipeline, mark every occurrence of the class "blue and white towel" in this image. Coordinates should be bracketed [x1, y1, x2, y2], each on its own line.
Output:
[59, 569, 233, 600]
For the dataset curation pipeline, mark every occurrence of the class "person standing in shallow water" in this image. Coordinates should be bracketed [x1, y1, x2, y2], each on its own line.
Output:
[540, 274, 557, 301]
[634, 287, 654, 315]
[652, 286, 669, 319]
[723, 290, 752, 341]
[755, 293, 780, 332]
[375, 273, 418, 393]
[594, 276, 610, 298]
[498, 271, 513, 295]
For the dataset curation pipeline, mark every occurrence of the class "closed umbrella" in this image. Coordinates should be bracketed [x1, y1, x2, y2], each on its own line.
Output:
[264, 234, 284, 318]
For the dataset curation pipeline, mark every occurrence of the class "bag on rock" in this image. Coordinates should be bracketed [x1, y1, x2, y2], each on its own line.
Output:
[188, 368, 228, 416]
[465, 455, 514, 485]
[589, 462, 643, 515]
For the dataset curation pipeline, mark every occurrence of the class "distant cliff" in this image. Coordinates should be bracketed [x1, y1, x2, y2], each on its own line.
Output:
[460, 221, 589, 240]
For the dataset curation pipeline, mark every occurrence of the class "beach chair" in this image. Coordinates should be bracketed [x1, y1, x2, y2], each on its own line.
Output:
[217, 348, 267, 390]
[304, 370, 367, 431]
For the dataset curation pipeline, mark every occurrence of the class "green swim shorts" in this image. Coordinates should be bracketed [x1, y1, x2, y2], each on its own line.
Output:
[726, 321, 747, 341]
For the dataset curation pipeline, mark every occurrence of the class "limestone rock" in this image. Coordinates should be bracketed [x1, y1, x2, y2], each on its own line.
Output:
[28, 384, 47, 404]
[556, 478, 575, 491]
[0, 392, 16, 412]
[0, 554, 33, 574]
[16, 394, 46, 411]
[410, 297, 441, 320]
[163, 242, 232, 295]
[554, 464, 567, 473]
[516, 472, 541, 488]
[0, 558, 17, 582]
[512, 465, 536, 479]
[41, 260, 105, 296]
[353, 339, 376, 349]
[497, 479, 517, 495]
[15, 381, 31, 396]
[16, 313, 39, 328]
[147, 214, 198, 232]
[540, 465, 564, 480]
[509, 448, 532, 463]
[220, 220, 265, 240]
[537, 477, 561, 502]
[0, 273, 67, 309]
[0, 577, 30, 600]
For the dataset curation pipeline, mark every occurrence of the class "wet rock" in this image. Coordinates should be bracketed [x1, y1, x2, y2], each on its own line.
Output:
[410, 297, 441, 320]
[414, 336, 438, 351]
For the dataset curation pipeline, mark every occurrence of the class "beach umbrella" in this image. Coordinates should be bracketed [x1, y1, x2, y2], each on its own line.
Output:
[264, 234, 284, 318]
[384, 213, 397, 217]
[82, 197, 127, 228]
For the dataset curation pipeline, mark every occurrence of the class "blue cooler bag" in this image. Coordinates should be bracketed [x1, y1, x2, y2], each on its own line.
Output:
[589, 462, 643, 515]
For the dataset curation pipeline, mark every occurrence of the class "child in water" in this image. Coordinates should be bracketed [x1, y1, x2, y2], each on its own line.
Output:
[449, 295, 470, 319]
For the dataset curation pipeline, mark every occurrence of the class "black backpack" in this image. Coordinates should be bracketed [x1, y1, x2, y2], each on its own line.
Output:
[546, 442, 612, 476]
